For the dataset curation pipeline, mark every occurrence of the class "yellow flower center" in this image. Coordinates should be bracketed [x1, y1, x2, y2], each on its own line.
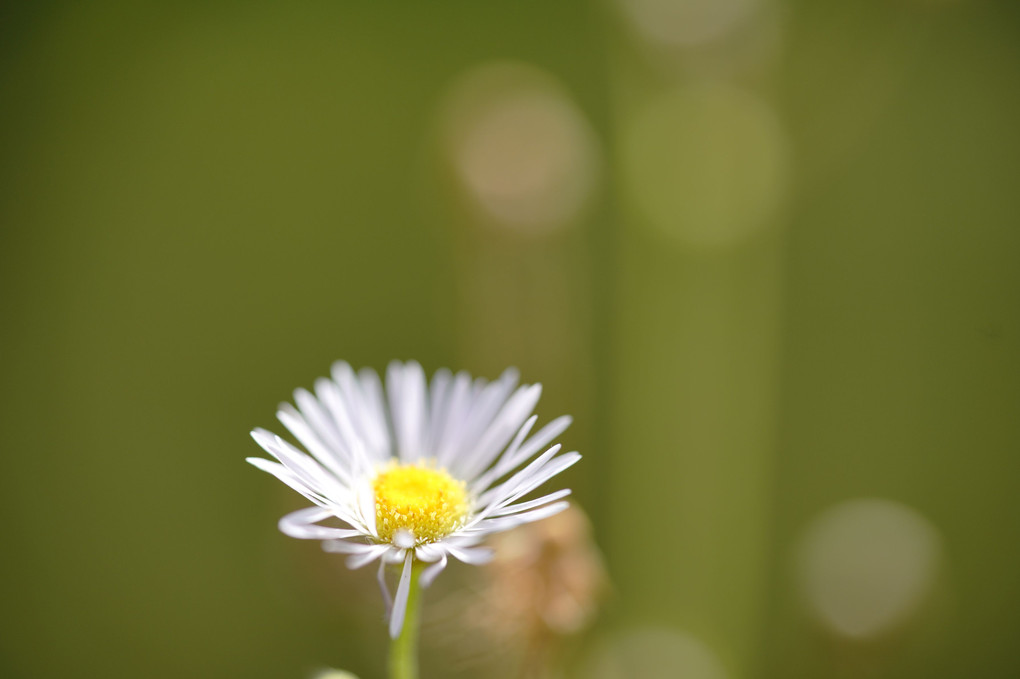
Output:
[373, 462, 469, 544]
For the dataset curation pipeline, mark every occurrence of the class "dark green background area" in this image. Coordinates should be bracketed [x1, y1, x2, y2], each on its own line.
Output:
[2, 2, 1018, 678]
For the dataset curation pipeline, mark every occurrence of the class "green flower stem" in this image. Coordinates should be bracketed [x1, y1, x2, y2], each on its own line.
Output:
[388, 562, 423, 679]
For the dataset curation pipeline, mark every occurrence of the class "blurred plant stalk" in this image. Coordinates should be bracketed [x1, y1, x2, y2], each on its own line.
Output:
[604, 3, 787, 676]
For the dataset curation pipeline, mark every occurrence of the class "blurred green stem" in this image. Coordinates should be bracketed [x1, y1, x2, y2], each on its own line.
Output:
[388, 563, 422, 679]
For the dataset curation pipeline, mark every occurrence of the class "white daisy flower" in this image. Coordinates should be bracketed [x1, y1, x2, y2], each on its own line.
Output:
[248, 360, 580, 638]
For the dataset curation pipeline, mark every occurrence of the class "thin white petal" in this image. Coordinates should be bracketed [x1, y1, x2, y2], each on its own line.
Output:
[377, 559, 392, 617]
[476, 444, 563, 509]
[474, 415, 573, 493]
[444, 370, 520, 470]
[389, 553, 414, 639]
[246, 457, 333, 510]
[420, 553, 447, 588]
[414, 543, 445, 562]
[469, 414, 537, 493]
[278, 506, 363, 540]
[277, 403, 353, 485]
[322, 540, 380, 555]
[347, 547, 389, 570]
[488, 489, 572, 517]
[486, 452, 581, 514]
[331, 362, 390, 460]
[469, 501, 570, 534]
[433, 534, 485, 550]
[357, 480, 378, 538]
[434, 371, 474, 466]
[355, 366, 393, 458]
[426, 368, 452, 453]
[250, 429, 348, 501]
[454, 383, 541, 481]
[383, 548, 407, 564]
[314, 378, 376, 476]
[446, 545, 494, 565]
[321, 541, 391, 568]
[293, 387, 346, 458]
[388, 361, 428, 462]
[499, 414, 572, 475]
[249, 436, 368, 532]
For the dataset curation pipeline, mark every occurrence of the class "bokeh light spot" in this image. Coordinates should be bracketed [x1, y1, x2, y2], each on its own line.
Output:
[439, 62, 601, 234]
[621, 84, 789, 249]
[796, 498, 944, 639]
[618, 0, 766, 48]
[582, 627, 728, 679]
[310, 670, 360, 679]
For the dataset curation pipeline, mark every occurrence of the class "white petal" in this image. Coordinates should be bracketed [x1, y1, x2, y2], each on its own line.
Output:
[444, 370, 520, 470]
[488, 489, 572, 517]
[331, 361, 390, 460]
[249, 437, 367, 532]
[293, 387, 346, 458]
[247, 456, 317, 496]
[277, 403, 353, 485]
[469, 414, 537, 493]
[322, 542, 389, 570]
[347, 547, 389, 570]
[250, 429, 348, 502]
[356, 480, 378, 538]
[474, 415, 573, 493]
[355, 366, 393, 458]
[446, 545, 494, 565]
[246, 457, 334, 511]
[278, 506, 363, 540]
[486, 452, 581, 514]
[499, 414, 572, 475]
[434, 533, 485, 550]
[383, 548, 407, 564]
[469, 501, 570, 534]
[388, 361, 428, 462]
[433, 371, 474, 466]
[314, 378, 376, 476]
[322, 540, 380, 555]
[414, 543, 445, 562]
[377, 559, 392, 616]
[454, 383, 541, 481]
[389, 553, 414, 639]
[425, 368, 452, 453]
[420, 553, 447, 588]
[476, 444, 563, 509]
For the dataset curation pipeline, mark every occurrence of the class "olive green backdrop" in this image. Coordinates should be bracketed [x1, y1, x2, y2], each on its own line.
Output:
[2, 1, 1018, 678]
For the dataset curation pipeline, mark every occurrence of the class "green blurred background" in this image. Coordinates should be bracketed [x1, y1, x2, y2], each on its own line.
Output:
[2, 0, 1019, 677]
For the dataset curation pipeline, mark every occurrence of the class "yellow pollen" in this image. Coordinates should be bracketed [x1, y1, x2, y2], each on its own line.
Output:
[373, 462, 469, 544]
